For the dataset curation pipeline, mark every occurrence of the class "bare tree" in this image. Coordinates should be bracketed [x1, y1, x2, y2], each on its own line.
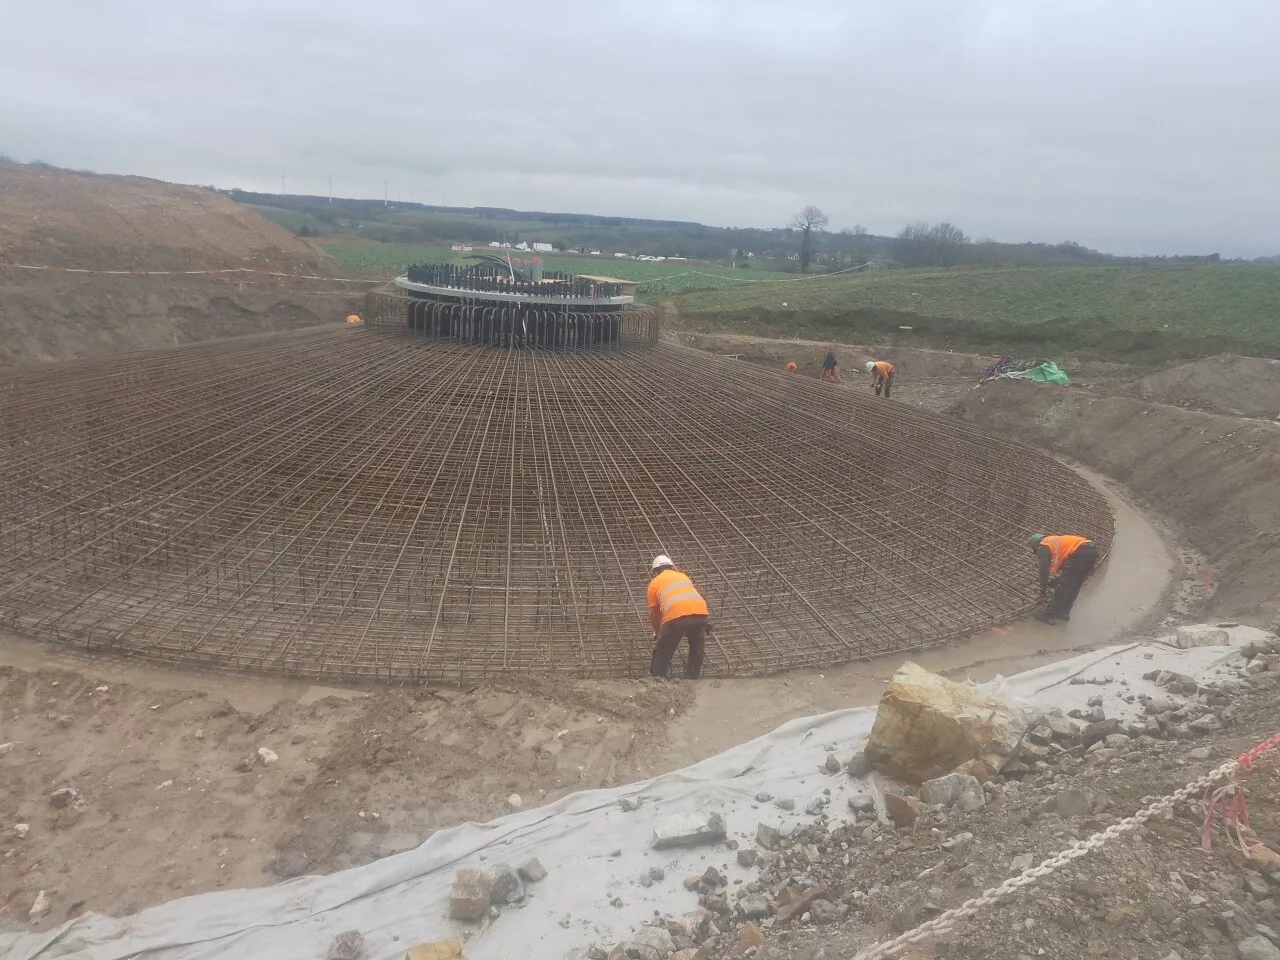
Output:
[892, 221, 970, 268]
[789, 206, 829, 273]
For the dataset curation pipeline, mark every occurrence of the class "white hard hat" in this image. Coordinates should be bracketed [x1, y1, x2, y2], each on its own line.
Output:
[651, 555, 674, 571]
[865, 361, 877, 372]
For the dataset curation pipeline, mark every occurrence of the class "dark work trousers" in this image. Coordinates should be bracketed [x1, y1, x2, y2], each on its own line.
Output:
[875, 374, 893, 398]
[1047, 544, 1100, 619]
[650, 614, 709, 679]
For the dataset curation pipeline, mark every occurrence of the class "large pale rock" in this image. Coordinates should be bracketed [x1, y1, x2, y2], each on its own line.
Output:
[865, 662, 1029, 783]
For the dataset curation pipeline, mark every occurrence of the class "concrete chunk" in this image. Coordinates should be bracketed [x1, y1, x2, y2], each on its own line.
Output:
[1174, 624, 1230, 649]
[652, 811, 726, 849]
[449, 867, 492, 921]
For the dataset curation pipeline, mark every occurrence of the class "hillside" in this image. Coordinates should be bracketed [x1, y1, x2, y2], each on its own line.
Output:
[0, 164, 326, 271]
[672, 264, 1280, 360]
[0, 163, 360, 366]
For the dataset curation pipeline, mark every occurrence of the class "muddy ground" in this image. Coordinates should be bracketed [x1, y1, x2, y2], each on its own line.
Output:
[0, 655, 693, 927]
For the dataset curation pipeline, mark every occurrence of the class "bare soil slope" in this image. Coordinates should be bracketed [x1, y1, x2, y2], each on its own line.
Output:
[952, 382, 1280, 624]
[1128, 354, 1280, 419]
[0, 163, 363, 366]
[0, 661, 690, 929]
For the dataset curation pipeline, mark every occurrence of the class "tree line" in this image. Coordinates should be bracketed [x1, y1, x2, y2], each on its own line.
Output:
[221, 187, 1230, 268]
[782, 207, 1226, 272]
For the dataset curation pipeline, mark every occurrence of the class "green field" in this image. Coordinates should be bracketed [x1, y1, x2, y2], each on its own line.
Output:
[673, 263, 1280, 357]
[250, 204, 327, 233]
[321, 240, 1280, 358]
[322, 242, 794, 293]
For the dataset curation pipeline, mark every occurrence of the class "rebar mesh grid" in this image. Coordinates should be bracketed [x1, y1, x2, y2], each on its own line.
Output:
[0, 326, 1112, 682]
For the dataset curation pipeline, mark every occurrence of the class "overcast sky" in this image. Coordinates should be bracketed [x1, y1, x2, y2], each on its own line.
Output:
[4, 1, 1278, 256]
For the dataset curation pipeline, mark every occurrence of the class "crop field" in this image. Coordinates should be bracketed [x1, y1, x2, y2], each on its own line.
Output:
[320, 241, 1280, 357]
[249, 204, 327, 233]
[673, 263, 1280, 356]
[322, 242, 794, 294]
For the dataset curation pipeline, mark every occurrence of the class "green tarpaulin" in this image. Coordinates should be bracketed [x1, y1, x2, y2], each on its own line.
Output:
[1023, 361, 1070, 385]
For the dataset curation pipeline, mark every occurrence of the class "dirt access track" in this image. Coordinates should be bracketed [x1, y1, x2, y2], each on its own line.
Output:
[0, 162, 363, 366]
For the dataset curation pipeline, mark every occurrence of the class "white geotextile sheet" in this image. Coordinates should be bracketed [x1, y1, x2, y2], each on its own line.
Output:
[2, 629, 1267, 960]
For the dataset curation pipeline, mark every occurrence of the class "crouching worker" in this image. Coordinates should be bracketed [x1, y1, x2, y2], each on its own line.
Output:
[821, 351, 842, 382]
[1030, 534, 1100, 624]
[866, 359, 895, 397]
[647, 555, 710, 679]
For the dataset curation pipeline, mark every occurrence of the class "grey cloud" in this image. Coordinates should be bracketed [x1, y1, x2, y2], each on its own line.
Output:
[3, 0, 1278, 255]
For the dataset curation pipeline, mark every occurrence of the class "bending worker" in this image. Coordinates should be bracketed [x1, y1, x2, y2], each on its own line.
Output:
[1030, 533, 1100, 624]
[821, 351, 842, 382]
[866, 359, 895, 397]
[647, 555, 710, 679]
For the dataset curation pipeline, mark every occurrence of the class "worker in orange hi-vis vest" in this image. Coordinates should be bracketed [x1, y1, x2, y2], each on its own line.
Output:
[1029, 533, 1100, 624]
[646, 555, 710, 679]
[865, 359, 895, 397]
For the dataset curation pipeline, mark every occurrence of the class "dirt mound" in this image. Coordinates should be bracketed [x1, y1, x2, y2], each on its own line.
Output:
[951, 382, 1280, 624]
[0, 163, 361, 367]
[0, 162, 321, 271]
[1129, 354, 1280, 419]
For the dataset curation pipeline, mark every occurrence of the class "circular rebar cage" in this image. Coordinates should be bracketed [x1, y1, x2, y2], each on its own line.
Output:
[0, 326, 1112, 682]
[367, 282, 658, 351]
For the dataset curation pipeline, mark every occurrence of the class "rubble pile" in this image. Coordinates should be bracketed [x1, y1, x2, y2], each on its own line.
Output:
[581, 633, 1280, 960]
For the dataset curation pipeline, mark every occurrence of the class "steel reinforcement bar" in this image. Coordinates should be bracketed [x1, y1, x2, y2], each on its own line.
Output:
[0, 325, 1112, 682]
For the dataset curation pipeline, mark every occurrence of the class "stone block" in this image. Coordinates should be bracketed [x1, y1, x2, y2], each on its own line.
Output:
[449, 868, 492, 921]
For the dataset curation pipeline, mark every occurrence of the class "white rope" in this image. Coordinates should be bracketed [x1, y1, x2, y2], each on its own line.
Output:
[851, 757, 1241, 959]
